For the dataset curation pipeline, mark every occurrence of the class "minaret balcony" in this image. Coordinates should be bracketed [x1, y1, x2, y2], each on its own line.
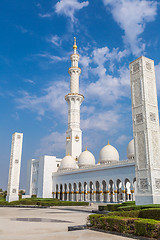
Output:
[68, 67, 81, 75]
[65, 93, 84, 103]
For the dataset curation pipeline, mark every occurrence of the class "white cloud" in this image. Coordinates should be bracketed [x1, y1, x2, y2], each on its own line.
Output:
[81, 110, 120, 132]
[102, 0, 158, 56]
[116, 135, 130, 145]
[39, 13, 52, 18]
[24, 79, 35, 84]
[16, 80, 68, 118]
[48, 35, 61, 46]
[35, 131, 65, 157]
[92, 46, 128, 71]
[16, 25, 28, 34]
[79, 45, 130, 105]
[80, 55, 91, 78]
[84, 66, 130, 105]
[37, 53, 68, 62]
[55, 0, 89, 22]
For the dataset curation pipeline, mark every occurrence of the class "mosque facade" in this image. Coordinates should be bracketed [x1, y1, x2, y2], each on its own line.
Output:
[5, 36, 157, 205]
[25, 38, 137, 203]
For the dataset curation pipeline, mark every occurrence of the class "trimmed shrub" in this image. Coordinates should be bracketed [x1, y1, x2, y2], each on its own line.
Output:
[88, 214, 136, 234]
[0, 198, 89, 206]
[88, 214, 160, 238]
[108, 210, 140, 218]
[139, 208, 160, 221]
[99, 201, 135, 212]
[134, 218, 160, 238]
[99, 204, 122, 212]
[40, 201, 89, 206]
[117, 204, 160, 211]
[121, 201, 135, 206]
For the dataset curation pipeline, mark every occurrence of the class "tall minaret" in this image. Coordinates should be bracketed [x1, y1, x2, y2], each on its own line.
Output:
[130, 56, 160, 205]
[6, 132, 23, 202]
[65, 37, 84, 159]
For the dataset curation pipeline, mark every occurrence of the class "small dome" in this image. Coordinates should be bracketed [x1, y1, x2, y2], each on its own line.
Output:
[127, 139, 135, 160]
[78, 147, 95, 168]
[59, 155, 78, 171]
[99, 141, 119, 164]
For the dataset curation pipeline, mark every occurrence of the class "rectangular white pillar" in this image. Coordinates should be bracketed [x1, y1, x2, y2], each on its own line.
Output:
[130, 56, 160, 205]
[6, 132, 23, 202]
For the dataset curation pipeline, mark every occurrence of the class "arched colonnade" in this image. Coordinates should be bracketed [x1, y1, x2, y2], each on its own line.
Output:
[53, 177, 136, 203]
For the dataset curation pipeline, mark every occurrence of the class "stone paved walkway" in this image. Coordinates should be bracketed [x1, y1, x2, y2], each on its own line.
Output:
[0, 206, 138, 240]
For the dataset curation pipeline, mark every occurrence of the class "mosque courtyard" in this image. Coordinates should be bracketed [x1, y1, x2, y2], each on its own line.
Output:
[0, 206, 133, 240]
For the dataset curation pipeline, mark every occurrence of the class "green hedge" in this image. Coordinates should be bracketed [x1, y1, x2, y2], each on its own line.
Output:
[108, 210, 140, 218]
[99, 201, 135, 212]
[134, 219, 160, 238]
[99, 204, 122, 212]
[88, 214, 160, 238]
[0, 198, 89, 206]
[117, 204, 160, 211]
[139, 208, 160, 221]
[89, 214, 136, 234]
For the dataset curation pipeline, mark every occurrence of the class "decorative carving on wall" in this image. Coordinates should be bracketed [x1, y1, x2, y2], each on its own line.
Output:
[146, 61, 152, 71]
[147, 78, 156, 105]
[140, 178, 148, 190]
[134, 79, 142, 106]
[133, 62, 140, 73]
[155, 178, 160, 190]
[150, 112, 156, 122]
[137, 131, 146, 169]
[136, 113, 143, 124]
[151, 130, 160, 166]
[12, 189, 16, 193]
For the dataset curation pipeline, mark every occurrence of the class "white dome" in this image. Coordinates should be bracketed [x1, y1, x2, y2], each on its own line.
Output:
[59, 155, 78, 171]
[127, 139, 135, 159]
[78, 148, 95, 168]
[99, 142, 119, 164]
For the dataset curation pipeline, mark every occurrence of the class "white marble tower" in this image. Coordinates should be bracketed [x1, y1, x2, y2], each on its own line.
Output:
[65, 38, 84, 159]
[130, 56, 160, 205]
[6, 132, 23, 202]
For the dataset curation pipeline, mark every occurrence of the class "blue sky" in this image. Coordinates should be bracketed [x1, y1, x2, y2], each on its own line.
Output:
[0, 0, 160, 190]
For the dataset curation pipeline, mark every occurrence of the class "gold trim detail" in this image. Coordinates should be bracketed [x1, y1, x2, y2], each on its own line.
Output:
[65, 93, 84, 99]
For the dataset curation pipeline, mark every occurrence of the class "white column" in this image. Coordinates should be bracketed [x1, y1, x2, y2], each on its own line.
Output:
[99, 187, 103, 202]
[121, 184, 126, 202]
[114, 188, 118, 203]
[67, 189, 70, 201]
[81, 188, 84, 201]
[93, 186, 96, 202]
[106, 190, 110, 202]
[6, 132, 23, 202]
[130, 56, 160, 205]
[131, 184, 135, 201]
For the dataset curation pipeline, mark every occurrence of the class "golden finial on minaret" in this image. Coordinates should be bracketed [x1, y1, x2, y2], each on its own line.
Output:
[67, 152, 70, 156]
[107, 139, 110, 145]
[85, 146, 87, 151]
[73, 37, 77, 53]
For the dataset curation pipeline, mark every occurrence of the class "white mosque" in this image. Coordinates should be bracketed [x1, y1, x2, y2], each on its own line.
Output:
[7, 38, 160, 205]
[25, 38, 136, 203]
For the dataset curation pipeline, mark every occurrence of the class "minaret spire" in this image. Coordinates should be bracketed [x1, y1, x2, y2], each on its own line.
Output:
[73, 37, 77, 54]
[65, 38, 84, 159]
